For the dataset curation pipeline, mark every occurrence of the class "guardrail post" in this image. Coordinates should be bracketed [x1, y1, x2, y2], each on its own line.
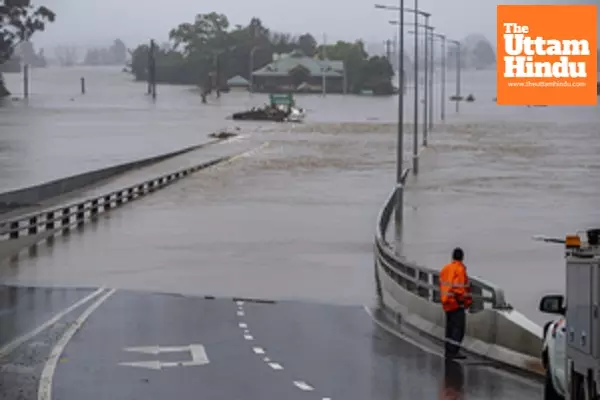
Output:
[417, 271, 429, 299]
[77, 204, 85, 226]
[91, 199, 98, 217]
[432, 275, 441, 303]
[46, 211, 55, 230]
[115, 192, 123, 206]
[28, 216, 38, 235]
[62, 208, 70, 233]
[104, 195, 111, 210]
[470, 284, 484, 312]
[9, 221, 19, 239]
[127, 188, 134, 201]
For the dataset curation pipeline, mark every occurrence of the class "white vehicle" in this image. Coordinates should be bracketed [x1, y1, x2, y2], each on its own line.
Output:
[540, 294, 568, 399]
[537, 229, 600, 400]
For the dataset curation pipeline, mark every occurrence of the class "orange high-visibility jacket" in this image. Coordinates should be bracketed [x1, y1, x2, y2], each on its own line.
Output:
[439, 260, 472, 312]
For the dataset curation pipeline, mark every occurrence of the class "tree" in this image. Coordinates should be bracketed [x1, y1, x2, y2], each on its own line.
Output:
[110, 39, 127, 64]
[318, 40, 368, 93]
[128, 12, 393, 95]
[1, 0, 55, 96]
[297, 33, 317, 57]
[55, 45, 77, 67]
[0, 1, 55, 64]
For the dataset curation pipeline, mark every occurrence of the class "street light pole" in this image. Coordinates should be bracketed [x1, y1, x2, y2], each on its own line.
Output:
[396, 0, 405, 224]
[427, 28, 434, 137]
[412, 0, 419, 175]
[422, 16, 429, 150]
[440, 35, 446, 122]
[449, 39, 461, 113]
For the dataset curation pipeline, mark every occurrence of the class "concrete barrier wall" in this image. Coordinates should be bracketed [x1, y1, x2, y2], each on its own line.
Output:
[374, 186, 545, 376]
[0, 139, 220, 211]
[378, 261, 544, 374]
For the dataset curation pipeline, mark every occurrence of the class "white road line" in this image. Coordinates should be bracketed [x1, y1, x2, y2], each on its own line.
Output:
[38, 289, 116, 400]
[0, 288, 106, 359]
[238, 322, 247, 328]
[237, 311, 244, 317]
[264, 357, 271, 362]
[244, 329, 250, 334]
[293, 381, 314, 391]
[253, 347, 265, 355]
[244, 334, 254, 340]
[362, 305, 443, 358]
[236, 301, 244, 306]
[268, 362, 283, 370]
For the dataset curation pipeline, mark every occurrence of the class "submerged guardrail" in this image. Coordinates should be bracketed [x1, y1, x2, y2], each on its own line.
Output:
[0, 143, 262, 261]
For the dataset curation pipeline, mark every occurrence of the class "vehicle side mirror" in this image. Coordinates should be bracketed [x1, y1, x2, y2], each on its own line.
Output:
[539, 295, 565, 315]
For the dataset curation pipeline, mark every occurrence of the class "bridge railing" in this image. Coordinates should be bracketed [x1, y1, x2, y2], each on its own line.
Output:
[374, 173, 543, 375]
[0, 157, 227, 245]
[375, 184, 512, 312]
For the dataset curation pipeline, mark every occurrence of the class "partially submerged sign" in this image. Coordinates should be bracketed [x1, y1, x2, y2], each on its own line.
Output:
[269, 93, 294, 106]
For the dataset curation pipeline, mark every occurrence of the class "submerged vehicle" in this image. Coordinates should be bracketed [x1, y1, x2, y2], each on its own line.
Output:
[231, 93, 305, 122]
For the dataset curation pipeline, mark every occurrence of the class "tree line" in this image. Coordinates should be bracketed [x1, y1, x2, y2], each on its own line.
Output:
[129, 12, 395, 94]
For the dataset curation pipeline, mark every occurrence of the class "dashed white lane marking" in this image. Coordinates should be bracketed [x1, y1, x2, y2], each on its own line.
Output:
[234, 301, 330, 398]
[0, 288, 106, 359]
[268, 362, 283, 370]
[38, 289, 116, 400]
[293, 381, 314, 391]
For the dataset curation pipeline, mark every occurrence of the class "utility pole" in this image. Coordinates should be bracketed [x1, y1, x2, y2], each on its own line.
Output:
[322, 33, 327, 97]
[385, 39, 392, 62]
[147, 39, 157, 100]
[23, 34, 30, 99]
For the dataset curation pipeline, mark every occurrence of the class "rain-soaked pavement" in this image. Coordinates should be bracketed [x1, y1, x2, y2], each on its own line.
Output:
[0, 286, 542, 399]
[0, 66, 597, 397]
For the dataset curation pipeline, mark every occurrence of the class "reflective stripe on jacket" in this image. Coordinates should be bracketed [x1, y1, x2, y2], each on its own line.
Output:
[439, 260, 472, 312]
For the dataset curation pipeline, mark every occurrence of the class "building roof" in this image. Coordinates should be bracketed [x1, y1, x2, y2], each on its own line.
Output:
[227, 75, 250, 86]
[252, 50, 344, 78]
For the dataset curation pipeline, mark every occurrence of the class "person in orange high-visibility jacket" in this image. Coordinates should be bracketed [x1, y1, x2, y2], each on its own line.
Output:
[439, 248, 472, 359]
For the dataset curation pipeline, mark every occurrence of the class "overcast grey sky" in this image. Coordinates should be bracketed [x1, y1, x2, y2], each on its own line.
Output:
[34, 0, 599, 49]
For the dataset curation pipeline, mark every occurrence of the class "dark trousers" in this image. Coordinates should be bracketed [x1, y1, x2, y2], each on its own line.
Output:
[445, 308, 466, 356]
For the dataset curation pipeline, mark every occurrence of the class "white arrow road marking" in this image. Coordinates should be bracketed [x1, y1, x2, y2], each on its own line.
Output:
[119, 344, 209, 370]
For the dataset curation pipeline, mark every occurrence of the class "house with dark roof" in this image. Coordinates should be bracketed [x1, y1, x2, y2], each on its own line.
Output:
[251, 50, 346, 94]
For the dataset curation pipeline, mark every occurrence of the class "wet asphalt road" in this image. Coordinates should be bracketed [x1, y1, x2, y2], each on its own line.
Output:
[0, 286, 542, 400]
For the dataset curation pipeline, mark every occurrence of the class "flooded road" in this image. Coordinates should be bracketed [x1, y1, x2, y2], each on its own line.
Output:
[1, 66, 599, 325]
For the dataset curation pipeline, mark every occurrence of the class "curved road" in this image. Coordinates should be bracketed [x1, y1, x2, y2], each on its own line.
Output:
[0, 286, 541, 400]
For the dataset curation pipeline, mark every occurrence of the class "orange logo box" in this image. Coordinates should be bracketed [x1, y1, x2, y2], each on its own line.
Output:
[496, 5, 597, 106]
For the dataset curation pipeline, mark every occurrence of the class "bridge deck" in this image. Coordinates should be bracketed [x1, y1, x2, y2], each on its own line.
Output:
[0, 286, 541, 400]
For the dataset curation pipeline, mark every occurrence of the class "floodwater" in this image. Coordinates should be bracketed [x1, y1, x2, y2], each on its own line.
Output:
[1, 66, 599, 325]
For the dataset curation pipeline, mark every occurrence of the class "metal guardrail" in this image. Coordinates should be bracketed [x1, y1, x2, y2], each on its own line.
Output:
[0, 156, 229, 241]
[374, 174, 512, 311]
